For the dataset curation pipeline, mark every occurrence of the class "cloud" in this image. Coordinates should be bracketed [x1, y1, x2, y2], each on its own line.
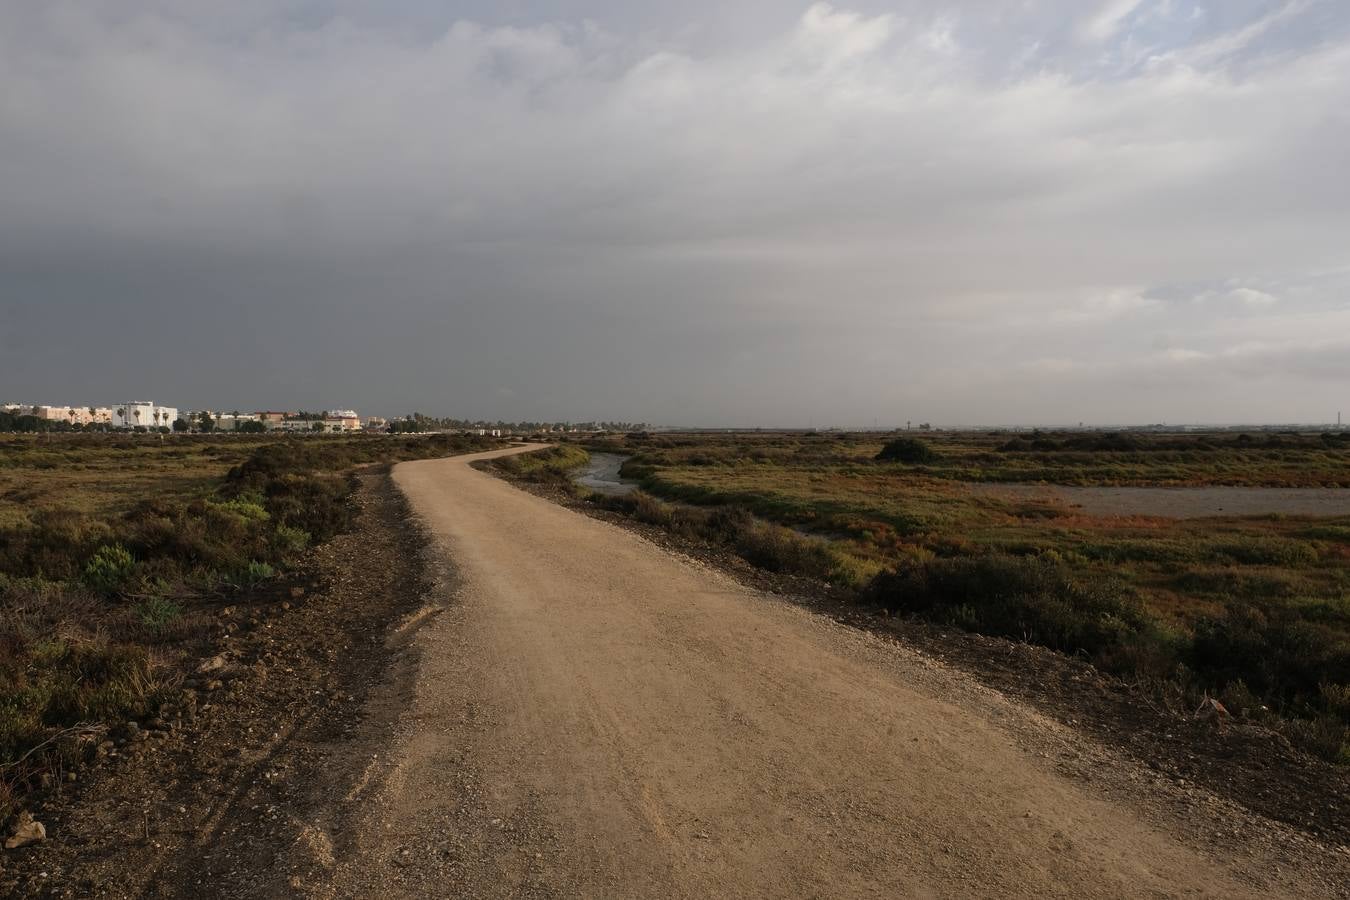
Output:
[1079, 0, 1145, 43]
[793, 2, 895, 67]
[1186, 284, 1282, 307]
[0, 2, 1348, 425]
[1227, 287, 1280, 307]
[1052, 288, 1162, 323]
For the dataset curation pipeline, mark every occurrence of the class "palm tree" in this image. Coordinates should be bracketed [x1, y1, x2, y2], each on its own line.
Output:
[116, 407, 126, 429]
[132, 408, 141, 429]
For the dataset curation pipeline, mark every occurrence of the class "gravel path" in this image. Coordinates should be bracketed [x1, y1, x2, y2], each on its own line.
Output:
[314, 444, 1345, 899]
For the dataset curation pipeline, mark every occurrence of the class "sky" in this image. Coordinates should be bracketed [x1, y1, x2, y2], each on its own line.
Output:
[2, 0, 1348, 426]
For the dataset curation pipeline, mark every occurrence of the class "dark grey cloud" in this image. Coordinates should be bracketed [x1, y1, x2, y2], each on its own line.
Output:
[2, 1, 1348, 424]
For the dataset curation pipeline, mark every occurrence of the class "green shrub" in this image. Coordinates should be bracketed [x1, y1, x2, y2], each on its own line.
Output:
[735, 523, 836, 580]
[133, 596, 182, 633]
[865, 555, 1144, 656]
[1189, 602, 1350, 701]
[876, 438, 936, 464]
[210, 497, 270, 522]
[242, 560, 274, 587]
[251, 472, 353, 544]
[629, 492, 674, 526]
[83, 543, 135, 594]
[704, 506, 755, 542]
[272, 525, 310, 557]
[1283, 713, 1350, 765]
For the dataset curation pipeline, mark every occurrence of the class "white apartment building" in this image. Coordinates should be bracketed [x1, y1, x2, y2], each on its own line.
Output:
[33, 406, 114, 425]
[22, 404, 113, 426]
[112, 401, 178, 429]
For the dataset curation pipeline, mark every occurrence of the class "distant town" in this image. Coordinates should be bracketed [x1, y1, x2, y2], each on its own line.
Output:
[5, 401, 1346, 437]
[0, 401, 649, 436]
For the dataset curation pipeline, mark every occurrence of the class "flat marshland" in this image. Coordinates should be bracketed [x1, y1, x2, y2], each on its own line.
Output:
[0, 431, 496, 822]
[514, 430, 1350, 763]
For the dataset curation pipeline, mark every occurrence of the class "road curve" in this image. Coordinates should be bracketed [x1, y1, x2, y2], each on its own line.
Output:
[323, 444, 1334, 898]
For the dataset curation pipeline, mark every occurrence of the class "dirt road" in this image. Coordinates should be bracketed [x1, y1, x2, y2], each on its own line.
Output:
[317, 445, 1343, 898]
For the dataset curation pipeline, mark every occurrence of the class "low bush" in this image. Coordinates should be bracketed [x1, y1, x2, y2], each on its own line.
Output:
[83, 544, 135, 594]
[629, 491, 674, 526]
[242, 560, 275, 587]
[134, 597, 182, 634]
[272, 525, 310, 558]
[861, 556, 1349, 760]
[1189, 602, 1350, 704]
[735, 523, 836, 580]
[876, 438, 936, 464]
[865, 555, 1145, 656]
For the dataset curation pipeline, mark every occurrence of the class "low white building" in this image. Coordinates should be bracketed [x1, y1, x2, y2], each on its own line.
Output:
[187, 411, 262, 431]
[276, 418, 327, 433]
[220, 413, 261, 431]
[112, 401, 178, 430]
[271, 412, 361, 433]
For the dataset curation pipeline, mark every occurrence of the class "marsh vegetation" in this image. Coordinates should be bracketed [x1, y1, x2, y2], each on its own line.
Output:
[508, 430, 1350, 763]
[0, 431, 497, 822]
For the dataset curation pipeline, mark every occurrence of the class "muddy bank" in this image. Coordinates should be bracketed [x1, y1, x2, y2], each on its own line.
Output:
[571, 451, 637, 496]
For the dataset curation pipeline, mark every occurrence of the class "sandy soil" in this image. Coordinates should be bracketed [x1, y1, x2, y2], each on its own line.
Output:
[967, 483, 1350, 518]
[312, 444, 1346, 899]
